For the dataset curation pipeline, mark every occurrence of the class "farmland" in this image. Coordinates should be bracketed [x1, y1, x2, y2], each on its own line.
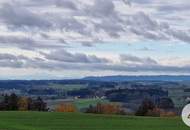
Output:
[48, 83, 87, 91]
[0, 111, 188, 130]
[74, 98, 109, 110]
[46, 98, 109, 110]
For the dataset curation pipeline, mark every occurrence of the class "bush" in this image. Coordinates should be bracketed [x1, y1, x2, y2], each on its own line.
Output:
[135, 99, 155, 116]
[160, 110, 176, 117]
[55, 103, 77, 112]
[86, 103, 125, 115]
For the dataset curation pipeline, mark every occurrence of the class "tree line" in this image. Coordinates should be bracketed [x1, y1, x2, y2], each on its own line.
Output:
[85, 98, 176, 117]
[0, 93, 177, 117]
[85, 103, 125, 115]
[135, 98, 176, 117]
[0, 93, 47, 111]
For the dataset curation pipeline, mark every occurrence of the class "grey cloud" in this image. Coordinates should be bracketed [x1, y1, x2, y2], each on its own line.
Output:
[130, 27, 168, 40]
[27, 59, 190, 74]
[0, 35, 35, 50]
[129, 12, 158, 31]
[0, 35, 34, 44]
[0, 0, 189, 76]
[122, 0, 131, 6]
[84, 0, 124, 38]
[80, 38, 103, 47]
[57, 17, 88, 35]
[81, 42, 94, 47]
[0, 53, 46, 69]
[94, 18, 124, 38]
[86, 0, 116, 18]
[26, 0, 77, 9]
[158, 4, 190, 13]
[166, 29, 190, 43]
[127, 12, 169, 40]
[128, 0, 152, 4]
[0, 52, 190, 74]
[42, 49, 110, 63]
[0, 35, 64, 50]
[0, 53, 18, 60]
[0, 0, 189, 45]
[120, 54, 158, 65]
[55, 0, 78, 10]
[0, 53, 27, 68]
[0, 60, 23, 68]
[128, 12, 190, 42]
[0, 3, 52, 29]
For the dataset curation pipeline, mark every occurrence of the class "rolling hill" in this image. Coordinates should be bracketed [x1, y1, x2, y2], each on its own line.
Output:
[84, 75, 190, 82]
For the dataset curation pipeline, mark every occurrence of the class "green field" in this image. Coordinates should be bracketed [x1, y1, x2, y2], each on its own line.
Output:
[0, 112, 188, 130]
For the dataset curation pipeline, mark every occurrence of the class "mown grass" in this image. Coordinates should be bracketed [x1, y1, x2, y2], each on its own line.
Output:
[0, 111, 188, 130]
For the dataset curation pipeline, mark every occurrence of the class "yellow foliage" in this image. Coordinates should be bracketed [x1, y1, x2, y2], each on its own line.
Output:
[18, 97, 28, 111]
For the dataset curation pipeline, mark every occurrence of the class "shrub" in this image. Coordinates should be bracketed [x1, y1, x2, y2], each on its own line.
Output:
[86, 103, 125, 115]
[56, 103, 77, 112]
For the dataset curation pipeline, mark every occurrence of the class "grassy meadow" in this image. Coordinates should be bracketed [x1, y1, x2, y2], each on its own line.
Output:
[0, 111, 188, 130]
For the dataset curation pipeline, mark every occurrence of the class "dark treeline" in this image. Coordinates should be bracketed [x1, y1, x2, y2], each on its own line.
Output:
[84, 98, 176, 117]
[135, 98, 176, 117]
[86, 103, 125, 115]
[0, 80, 113, 89]
[0, 93, 47, 111]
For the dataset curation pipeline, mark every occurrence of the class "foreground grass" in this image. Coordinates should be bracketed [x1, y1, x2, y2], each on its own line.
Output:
[0, 112, 188, 130]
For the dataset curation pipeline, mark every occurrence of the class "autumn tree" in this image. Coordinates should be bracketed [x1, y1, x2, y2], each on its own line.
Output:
[86, 103, 124, 115]
[56, 103, 77, 112]
[18, 97, 29, 111]
[135, 99, 155, 116]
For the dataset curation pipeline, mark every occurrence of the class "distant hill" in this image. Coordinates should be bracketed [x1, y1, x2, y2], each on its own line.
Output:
[83, 75, 190, 82]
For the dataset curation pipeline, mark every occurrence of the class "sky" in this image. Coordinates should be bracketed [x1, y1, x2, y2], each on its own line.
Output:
[0, 0, 190, 79]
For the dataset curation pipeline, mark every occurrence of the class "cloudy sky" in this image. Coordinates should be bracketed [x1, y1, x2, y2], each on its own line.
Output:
[0, 0, 190, 79]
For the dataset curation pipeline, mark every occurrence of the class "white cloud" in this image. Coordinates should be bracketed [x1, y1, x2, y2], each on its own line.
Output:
[0, 0, 189, 77]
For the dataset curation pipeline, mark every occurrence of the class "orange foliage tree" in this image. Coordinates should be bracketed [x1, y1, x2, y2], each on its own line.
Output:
[56, 103, 77, 112]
